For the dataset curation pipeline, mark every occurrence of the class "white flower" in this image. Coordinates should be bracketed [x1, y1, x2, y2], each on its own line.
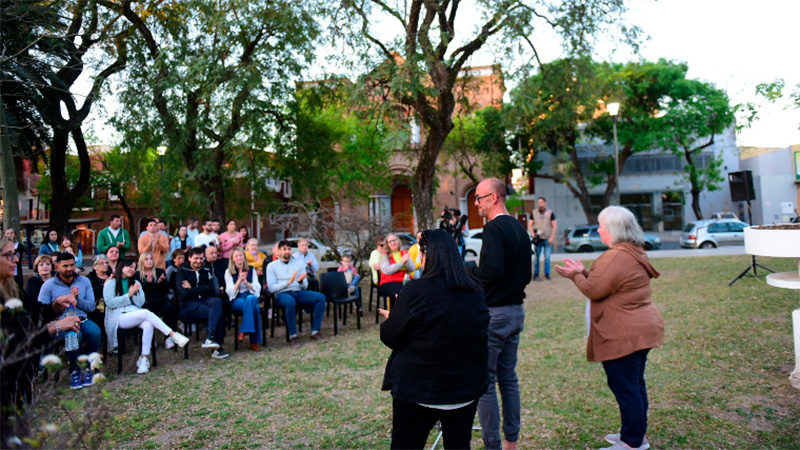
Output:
[92, 373, 106, 383]
[41, 354, 62, 368]
[3, 298, 23, 310]
[7, 436, 22, 447]
[87, 352, 103, 363]
[41, 423, 58, 433]
[90, 359, 103, 371]
[77, 354, 89, 363]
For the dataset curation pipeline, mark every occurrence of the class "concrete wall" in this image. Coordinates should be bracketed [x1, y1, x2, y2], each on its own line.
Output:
[740, 145, 799, 224]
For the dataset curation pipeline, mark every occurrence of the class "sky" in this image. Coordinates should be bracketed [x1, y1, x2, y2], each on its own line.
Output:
[626, 0, 800, 147]
[90, 0, 800, 149]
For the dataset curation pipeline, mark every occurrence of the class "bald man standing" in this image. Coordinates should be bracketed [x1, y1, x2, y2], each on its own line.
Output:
[468, 178, 532, 450]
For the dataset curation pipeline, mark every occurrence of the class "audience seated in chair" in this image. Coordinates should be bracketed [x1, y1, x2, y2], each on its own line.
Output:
[104, 258, 188, 374]
[267, 240, 328, 349]
[175, 247, 229, 359]
[292, 239, 320, 292]
[37, 252, 100, 389]
[224, 248, 262, 351]
[337, 253, 362, 299]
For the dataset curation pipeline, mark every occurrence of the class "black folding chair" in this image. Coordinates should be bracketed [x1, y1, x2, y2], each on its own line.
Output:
[117, 327, 157, 374]
[320, 272, 362, 336]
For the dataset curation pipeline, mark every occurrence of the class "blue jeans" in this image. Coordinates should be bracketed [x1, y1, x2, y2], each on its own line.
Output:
[534, 240, 552, 276]
[275, 290, 326, 337]
[348, 274, 362, 298]
[232, 293, 262, 343]
[478, 304, 525, 449]
[602, 349, 651, 448]
[56, 318, 101, 373]
[180, 297, 225, 344]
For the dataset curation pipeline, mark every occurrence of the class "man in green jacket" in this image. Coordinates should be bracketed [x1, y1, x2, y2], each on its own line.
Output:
[96, 215, 132, 259]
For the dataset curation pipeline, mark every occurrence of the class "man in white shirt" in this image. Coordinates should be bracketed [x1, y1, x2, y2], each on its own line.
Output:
[194, 220, 220, 248]
[267, 240, 327, 348]
[292, 239, 320, 292]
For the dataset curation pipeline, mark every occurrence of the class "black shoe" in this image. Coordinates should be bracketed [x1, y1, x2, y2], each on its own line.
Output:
[533, 275, 542, 282]
[545, 274, 551, 280]
[211, 348, 229, 359]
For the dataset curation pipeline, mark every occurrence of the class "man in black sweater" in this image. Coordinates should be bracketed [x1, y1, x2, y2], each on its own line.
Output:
[469, 178, 532, 450]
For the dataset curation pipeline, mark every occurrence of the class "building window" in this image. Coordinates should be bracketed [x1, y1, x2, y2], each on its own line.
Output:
[369, 195, 391, 219]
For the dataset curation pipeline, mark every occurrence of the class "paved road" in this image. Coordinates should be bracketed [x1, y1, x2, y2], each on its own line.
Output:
[550, 245, 747, 262]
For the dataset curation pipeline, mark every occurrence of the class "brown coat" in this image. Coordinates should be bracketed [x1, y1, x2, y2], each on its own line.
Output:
[568, 242, 664, 362]
[137, 232, 170, 269]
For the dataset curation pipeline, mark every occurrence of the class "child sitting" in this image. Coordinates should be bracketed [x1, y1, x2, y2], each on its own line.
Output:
[337, 254, 361, 297]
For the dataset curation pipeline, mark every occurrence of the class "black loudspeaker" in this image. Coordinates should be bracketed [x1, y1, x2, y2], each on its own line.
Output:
[728, 170, 755, 202]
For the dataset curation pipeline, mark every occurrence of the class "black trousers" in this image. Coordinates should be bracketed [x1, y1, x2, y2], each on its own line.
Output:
[602, 348, 651, 448]
[391, 397, 478, 450]
[379, 282, 404, 301]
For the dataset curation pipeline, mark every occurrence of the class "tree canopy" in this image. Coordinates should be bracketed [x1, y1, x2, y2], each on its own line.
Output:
[107, 0, 321, 220]
[334, 0, 641, 229]
[2, 0, 128, 232]
[510, 57, 735, 222]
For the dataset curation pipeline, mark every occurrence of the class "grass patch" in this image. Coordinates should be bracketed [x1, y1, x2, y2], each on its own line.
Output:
[30, 255, 800, 449]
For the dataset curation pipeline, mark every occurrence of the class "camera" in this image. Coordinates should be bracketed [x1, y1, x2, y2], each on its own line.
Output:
[531, 229, 542, 245]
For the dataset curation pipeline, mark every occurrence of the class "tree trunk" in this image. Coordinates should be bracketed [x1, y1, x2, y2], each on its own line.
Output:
[118, 195, 136, 246]
[691, 188, 703, 220]
[0, 95, 21, 233]
[48, 125, 92, 233]
[413, 114, 452, 230]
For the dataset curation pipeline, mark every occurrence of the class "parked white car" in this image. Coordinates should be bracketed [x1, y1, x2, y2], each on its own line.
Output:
[463, 228, 536, 257]
[680, 219, 749, 249]
[463, 228, 484, 257]
[261, 237, 333, 260]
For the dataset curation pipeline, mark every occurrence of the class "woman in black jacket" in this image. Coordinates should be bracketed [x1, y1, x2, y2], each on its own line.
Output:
[379, 229, 489, 450]
[136, 251, 177, 333]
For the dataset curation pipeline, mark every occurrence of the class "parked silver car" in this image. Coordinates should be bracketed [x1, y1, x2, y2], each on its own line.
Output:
[680, 218, 749, 249]
[564, 225, 661, 253]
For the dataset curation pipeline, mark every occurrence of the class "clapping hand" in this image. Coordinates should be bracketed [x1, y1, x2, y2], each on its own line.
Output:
[554, 258, 585, 278]
[297, 271, 307, 282]
[158, 273, 167, 283]
[128, 283, 140, 297]
[400, 253, 410, 263]
[378, 309, 389, 319]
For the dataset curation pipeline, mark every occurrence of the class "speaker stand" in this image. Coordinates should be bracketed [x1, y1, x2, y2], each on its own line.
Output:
[729, 255, 776, 286]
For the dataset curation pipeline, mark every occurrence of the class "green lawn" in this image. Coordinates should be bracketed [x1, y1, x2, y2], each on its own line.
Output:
[30, 255, 800, 449]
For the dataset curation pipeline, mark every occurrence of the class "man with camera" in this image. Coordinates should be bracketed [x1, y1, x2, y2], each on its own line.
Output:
[440, 208, 467, 260]
[528, 197, 557, 281]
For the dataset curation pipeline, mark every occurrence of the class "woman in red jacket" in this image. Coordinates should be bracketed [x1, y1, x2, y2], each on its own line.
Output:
[378, 233, 416, 302]
[555, 206, 664, 450]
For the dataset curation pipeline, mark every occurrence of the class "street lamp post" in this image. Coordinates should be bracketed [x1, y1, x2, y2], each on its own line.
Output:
[608, 102, 620, 205]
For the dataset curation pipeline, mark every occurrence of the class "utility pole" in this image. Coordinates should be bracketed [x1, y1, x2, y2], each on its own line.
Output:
[0, 95, 21, 234]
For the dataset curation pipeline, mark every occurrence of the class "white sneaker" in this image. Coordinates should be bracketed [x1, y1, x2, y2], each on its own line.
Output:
[201, 339, 220, 350]
[604, 434, 650, 450]
[165, 337, 175, 349]
[136, 357, 150, 374]
[171, 332, 190, 348]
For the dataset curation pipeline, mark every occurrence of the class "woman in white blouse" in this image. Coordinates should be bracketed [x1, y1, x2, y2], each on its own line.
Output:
[225, 248, 262, 351]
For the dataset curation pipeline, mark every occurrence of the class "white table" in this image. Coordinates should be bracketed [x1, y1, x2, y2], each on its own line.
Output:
[766, 271, 800, 389]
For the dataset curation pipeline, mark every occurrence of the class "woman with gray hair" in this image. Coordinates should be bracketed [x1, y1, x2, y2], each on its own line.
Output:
[555, 206, 664, 450]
